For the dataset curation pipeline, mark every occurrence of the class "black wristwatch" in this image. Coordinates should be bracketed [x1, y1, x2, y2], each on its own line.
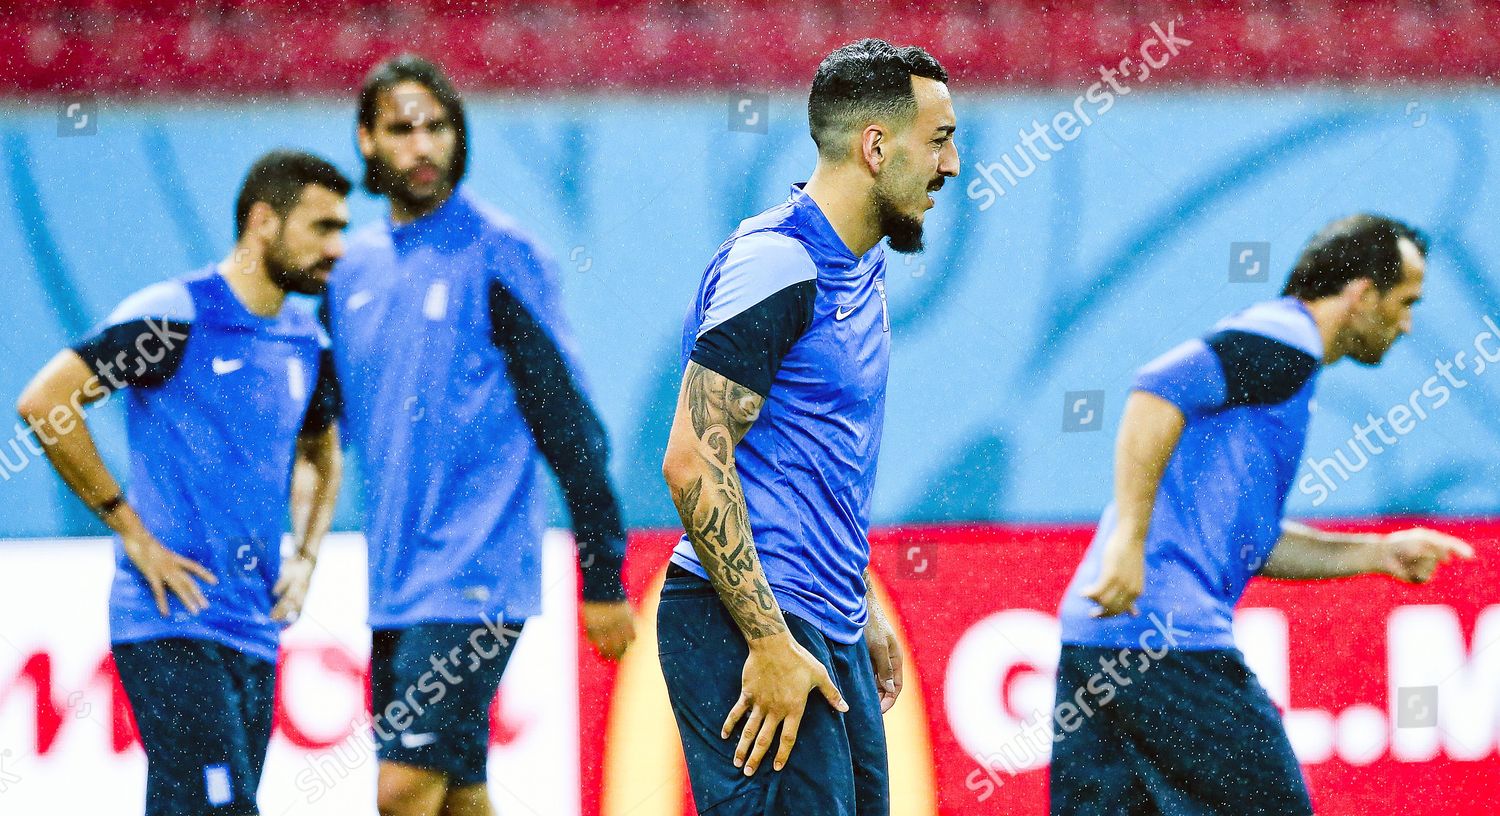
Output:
[93, 493, 127, 519]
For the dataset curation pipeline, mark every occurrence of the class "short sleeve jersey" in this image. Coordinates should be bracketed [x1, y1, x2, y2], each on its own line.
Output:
[670, 184, 892, 644]
[1058, 297, 1324, 650]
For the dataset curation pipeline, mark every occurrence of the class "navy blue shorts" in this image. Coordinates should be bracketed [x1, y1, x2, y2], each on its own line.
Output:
[369, 620, 524, 788]
[113, 638, 274, 816]
[656, 566, 889, 815]
[1049, 644, 1313, 816]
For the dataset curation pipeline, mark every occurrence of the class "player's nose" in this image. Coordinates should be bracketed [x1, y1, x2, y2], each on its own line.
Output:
[410, 128, 435, 156]
[939, 141, 960, 177]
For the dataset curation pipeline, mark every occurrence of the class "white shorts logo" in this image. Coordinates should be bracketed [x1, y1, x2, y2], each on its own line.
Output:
[400, 732, 439, 749]
[203, 764, 233, 806]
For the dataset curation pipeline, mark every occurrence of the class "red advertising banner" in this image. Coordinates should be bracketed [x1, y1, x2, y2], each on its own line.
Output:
[0, 524, 1493, 814]
[581, 519, 1500, 815]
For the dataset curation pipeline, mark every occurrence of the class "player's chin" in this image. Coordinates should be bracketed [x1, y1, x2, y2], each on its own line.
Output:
[409, 179, 450, 200]
[287, 274, 330, 296]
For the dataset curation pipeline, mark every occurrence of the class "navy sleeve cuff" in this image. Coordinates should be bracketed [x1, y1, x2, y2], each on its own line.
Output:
[689, 279, 815, 398]
[578, 538, 627, 602]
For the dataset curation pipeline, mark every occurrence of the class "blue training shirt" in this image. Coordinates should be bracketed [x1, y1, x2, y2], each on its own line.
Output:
[1059, 297, 1324, 650]
[670, 184, 891, 645]
[73, 269, 333, 663]
[327, 188, 626, 630]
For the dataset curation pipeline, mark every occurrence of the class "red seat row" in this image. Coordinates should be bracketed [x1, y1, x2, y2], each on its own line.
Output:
[5, 1, 1499, 95]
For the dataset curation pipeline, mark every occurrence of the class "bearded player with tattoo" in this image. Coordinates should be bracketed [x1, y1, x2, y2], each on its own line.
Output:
[658, 38, 959, 815]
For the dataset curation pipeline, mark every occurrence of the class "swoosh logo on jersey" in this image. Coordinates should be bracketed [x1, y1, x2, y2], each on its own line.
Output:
[347, 290, 374, 312]
[835, 304, 857, 321]
[400, 732, 438, 749]
[211, 357, 244, 375]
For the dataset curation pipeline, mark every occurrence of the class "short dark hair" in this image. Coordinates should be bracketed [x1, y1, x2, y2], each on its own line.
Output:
[357, 54, 468, 193]
[808, 38, 949, 159]
[234, 150, 350, 239]
[1281, 214, 1429, 300]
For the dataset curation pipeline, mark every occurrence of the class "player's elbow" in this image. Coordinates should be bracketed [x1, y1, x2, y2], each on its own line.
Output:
[15, 381, 52, 429]
[661, 441, 696, 492]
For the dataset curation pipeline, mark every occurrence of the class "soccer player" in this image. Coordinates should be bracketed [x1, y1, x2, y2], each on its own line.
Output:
[1052, 214, 1476, 815]
[16, 150, 349, 816]
[658, 39, 958, 814]
[326, 55, 635, 816]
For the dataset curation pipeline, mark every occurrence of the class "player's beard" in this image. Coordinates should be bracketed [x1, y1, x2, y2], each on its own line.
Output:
[1343, 310, 1400, 366]
[872, 151, 935, 254]
[265, 237, 331, 297]
[874, 186, 925, 254]
[367, 153, 452, 213]
[1347, 334, 1393, 366]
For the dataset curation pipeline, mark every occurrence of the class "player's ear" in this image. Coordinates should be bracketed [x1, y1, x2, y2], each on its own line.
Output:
[860, 125, 886, 174]
[1340, 277, 1378, 315]
[356, 125, 376, 160]
[245, 200, 283, 244]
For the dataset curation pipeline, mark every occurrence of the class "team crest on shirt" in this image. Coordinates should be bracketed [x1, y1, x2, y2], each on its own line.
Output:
[286, 358, 306, 402]
[423, 281, 449, 321]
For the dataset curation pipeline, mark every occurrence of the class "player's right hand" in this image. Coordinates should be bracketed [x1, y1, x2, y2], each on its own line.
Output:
[122, 532, 217, 617]
[723, 631, 848, 776]
[1083, 532, 1145, 617]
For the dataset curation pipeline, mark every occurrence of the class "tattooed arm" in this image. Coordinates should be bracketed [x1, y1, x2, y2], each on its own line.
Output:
[662, 361, 784, 638]
[662, 361, 846, 775]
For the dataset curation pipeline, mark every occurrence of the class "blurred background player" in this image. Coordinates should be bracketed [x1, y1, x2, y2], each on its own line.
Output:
[659, 39, 958, 815]
[15, 150, 349, 816]
[1052, 214, 1476, 815]
[324, 55, 636, 816]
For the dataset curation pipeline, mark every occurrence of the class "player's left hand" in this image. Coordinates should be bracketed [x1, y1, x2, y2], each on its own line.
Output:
[582, 600, 636, 661]
[1381, 528, 1475, 584]
[271, 554, 316, 622]
[865, 602, 903, 713]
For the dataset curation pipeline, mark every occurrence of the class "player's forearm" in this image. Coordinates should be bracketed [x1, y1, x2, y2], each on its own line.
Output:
[17, 352, 142, 536]
[1261, 521, 1387, 580]
[668, 460, 786, 641]
[290, 423, 342, 563]
[545, 416, 627, 602]
[863, 568, 887, 625]
[1112, 391, 1186, 543]
[662, 362, 786, 642]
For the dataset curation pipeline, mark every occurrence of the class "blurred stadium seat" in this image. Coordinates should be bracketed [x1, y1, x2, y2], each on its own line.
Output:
[4, 1, 1500, 95]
